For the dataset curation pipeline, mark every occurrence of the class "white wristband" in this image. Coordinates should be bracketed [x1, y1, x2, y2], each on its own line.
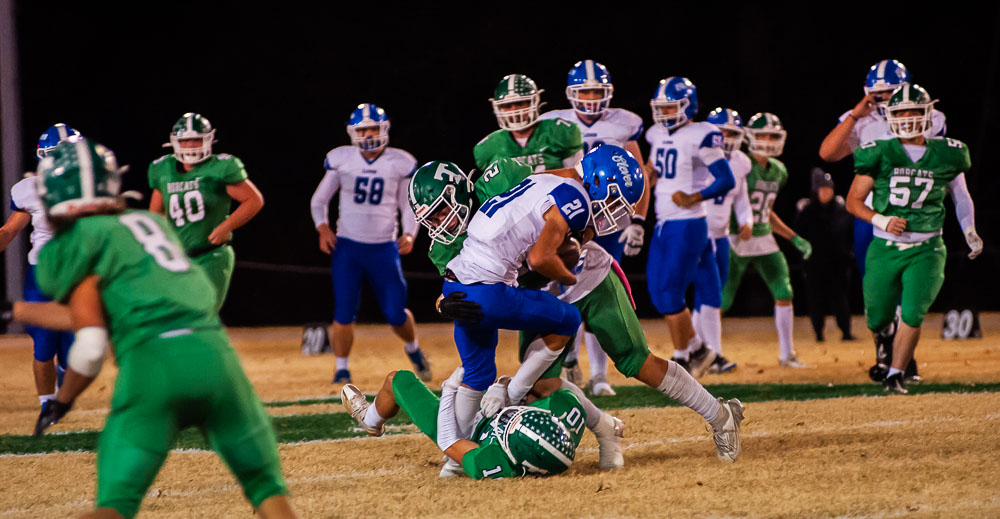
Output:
[870, 213, 892, 232]
[68, 326, 109, 377]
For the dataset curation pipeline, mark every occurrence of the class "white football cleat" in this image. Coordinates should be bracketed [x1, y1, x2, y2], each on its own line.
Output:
[587, 374, 616, 396]
[712, 398, 744, 463]
[592, 412, 625, 471]
[562, 360, 585, 388]
[779, 355, 810, 368]
[340, 384, 383, 437]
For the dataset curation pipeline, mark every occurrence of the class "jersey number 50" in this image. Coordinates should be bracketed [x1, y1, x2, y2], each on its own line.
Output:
[655, 148, 678, 179]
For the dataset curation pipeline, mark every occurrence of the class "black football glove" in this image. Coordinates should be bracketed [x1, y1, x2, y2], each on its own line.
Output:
[34, 399, 72, 437]
[437, 292, 484, 323]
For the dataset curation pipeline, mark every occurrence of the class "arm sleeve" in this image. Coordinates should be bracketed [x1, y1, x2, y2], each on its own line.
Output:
[220, 156, 250, 184]
[732, 174, 753, 227]
[309, 169, 340, 228]
[698, 147, 735, 199]
[948, 173, 975, 232]
[397, 175, 418, 237]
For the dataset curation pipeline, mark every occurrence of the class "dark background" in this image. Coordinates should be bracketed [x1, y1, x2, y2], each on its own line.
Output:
[10, 3, 1000, 325]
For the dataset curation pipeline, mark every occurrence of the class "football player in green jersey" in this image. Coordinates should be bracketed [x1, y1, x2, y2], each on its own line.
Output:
[846, 85, 982, 394]
[342, 367, 583, 479]
[23, 137, 295, 519]
[148, 113, 264, 312]
[722, 113, 813, 368]
[473, 74, 584, 172]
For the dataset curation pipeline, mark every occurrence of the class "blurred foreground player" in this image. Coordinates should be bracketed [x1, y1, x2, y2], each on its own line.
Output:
[27, 137, 295, 518]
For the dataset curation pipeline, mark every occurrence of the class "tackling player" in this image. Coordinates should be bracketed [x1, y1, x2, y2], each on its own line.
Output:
[24, 137, 295, 519]
[310, 104, 427, 384]
[721, 113, 813, 367]
[148, 113, 264, 312]
[645, 77, 735, 377]
[845, 85, 981, 394]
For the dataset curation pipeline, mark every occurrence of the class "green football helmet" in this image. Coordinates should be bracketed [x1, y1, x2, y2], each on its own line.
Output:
[491, 406, 576, 476]
[490, 74, 544, 132]
[36, 136, 125, 220]
[408, 161, 474, 245]
[745, 112, 787, 157]
[885, 84, 936, 139]
[166, 113, 216, 164]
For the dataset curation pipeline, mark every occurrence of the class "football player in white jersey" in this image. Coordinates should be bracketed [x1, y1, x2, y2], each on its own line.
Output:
[695, 108, 754, 373]
[310, 104, 428, 385]
[645, 77, 735, 378]
[538, 59, 651, 395]
[0, 124, 78, 418]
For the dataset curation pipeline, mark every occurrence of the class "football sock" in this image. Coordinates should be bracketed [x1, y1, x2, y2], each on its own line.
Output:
[403, 340, 419, 354]
[455, 386, 484, 439]
[508, 338, 563, 404]
[700, 306, 723, 355]
[335, 356, 349, 371]
[658, 359, 721, 423]
[691, 309, 701, 342]
[673, 350, 689, 362]
[886, 367, 904, 379]
[566, 324, 584, 363]
[39, 394, 54, 405]
[560, 379, 602, 429]
[363, 402, 386, 429]
[775, 305, 794, 361]
[584, 332, 608, 379]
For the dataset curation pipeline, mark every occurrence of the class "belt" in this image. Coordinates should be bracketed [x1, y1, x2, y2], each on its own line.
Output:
[885, 238, 932, 250]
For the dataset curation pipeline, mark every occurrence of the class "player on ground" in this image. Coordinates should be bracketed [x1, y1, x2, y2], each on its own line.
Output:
[148, 113, 264, 312]
[343, 368, 583, 478]
[26, 137, 295, 518]
[819, 60, 950, 382]
[0, 124, 78, 418]
[698, 108, 754, 373]
[474, 74, 584, 172]
[645, 77, 735, 378]
[721, 113, 813, 367]
[845, 85, 981, 394]
[310, 104, 427, 384]
[538, 60, 651, 395]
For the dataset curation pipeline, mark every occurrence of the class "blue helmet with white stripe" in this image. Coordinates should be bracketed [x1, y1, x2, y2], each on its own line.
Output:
[565, 60, 613, 116]
[650, 77, 697, 129]
[577, 144, 644, 236]
[706, 108, 745, 154]
[347, 104, 391, 153]
[865, 60, 912, 117]
[36, 123, 81, 160]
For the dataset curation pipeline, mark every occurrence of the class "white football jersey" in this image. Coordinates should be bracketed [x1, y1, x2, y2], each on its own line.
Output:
[539, 108, 643, 152]
[10, 177, 52, 265]
[706, 150, 753, 239]
[545, 241, 613, 304]
[838, 108, 946, 152]
[310, 146, 418, 243]
[646, 121, 725, 222]
[447, 174, 591, 286]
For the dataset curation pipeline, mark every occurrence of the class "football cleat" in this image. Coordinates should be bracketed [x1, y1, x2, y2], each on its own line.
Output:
[592, 412, 625, 471]
[709, 355, 737, 374]
[561, 359, 585, 388]
[779, 356, 810, 368]
[38, 400, 60, 427]
[687, 345, 718, 378]
[340, 384, 383, 436]
[332, 369, 352, 385]
[883, 372, 908, 394]
[904, 358, 922, 384]
[407, 350, 432, 382]
[712, 398, 744, 462]
[586, 374, 616, 396]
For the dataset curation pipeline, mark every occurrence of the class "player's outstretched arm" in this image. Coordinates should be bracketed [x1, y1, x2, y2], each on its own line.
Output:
[819, 94, 876, 162]
[528, 207, 576, 286]
[846, 175, 906, 235]
[0, 211, 30, 252]
[10, 301, 73, 331]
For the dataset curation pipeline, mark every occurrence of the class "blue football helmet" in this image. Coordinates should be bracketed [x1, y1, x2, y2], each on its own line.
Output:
[865, 60, 912, 117]
[36, 123, 81, 160]
[347, 104, 390, 152]
[577, 144, 644, 236]
[650, 77, 697, 129]
[706, 108, 745, 154]
[565, 60, 613, 116]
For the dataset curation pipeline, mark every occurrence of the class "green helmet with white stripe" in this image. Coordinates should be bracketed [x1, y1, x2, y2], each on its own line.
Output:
[745, 112, 787, 158]
[885, 84, 936, 140]
[167, 112, 216, 164]
[408, 161, 474, 245]
[490, 74, 544, 132]
[36, 136, 125, 221]
[492, 406, 576, 476]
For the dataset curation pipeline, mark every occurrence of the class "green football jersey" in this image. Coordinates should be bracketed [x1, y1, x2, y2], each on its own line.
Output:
[462, 389, 586, 479]
[36, 210, 221, 360]
[147, 153, 249, 255]
[473, 118, 583, 172]
[427, 158, 534, 275]
[732, 157, 788, 237]
[854, 138, 970, 233]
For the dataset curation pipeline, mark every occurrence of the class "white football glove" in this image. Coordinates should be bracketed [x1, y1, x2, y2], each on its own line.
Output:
[619, 219, 645, 256]
[480, 378, 510, 417]
[442, 366, 465, 391]
[965, 227, 983, 260]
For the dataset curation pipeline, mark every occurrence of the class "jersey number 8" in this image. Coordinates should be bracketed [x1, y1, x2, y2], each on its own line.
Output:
[120, 213, 190, 272]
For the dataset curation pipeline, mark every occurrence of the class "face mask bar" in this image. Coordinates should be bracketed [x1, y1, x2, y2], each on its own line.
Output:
[886, 104, 934, 139]
[566, 85, 613, 116]
[414, 186, 470, 245]
[492, 96, 541, 132]
[347, 121, 390, 152]
[590, 186, 634, 236]
[650, 97, 689, 129]
[747, 130, 787, 157]
[169, 131, 216, 165]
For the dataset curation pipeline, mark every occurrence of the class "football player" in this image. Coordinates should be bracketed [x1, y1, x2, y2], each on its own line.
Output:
[846, 85, 981, 394]
[538, 60, 651, 395]
[698, 108, 754, 373]
[0, 124, 78, 418]
[645, 77, 735, 377]
[474, 74, 584, 172]
[25, 137, 295, 519]
[310, 104, 427, 384]
[148, 113, 264, 312]
[721, 113, 813, 367]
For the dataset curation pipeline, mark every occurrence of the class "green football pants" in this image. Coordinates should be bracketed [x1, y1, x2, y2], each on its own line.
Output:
[722, 251, 794, 312]
[191, 245, 235, 313]
[864, 236, 946, 331]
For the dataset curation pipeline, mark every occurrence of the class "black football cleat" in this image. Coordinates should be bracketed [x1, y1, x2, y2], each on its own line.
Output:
[883, 373, 908, 394]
